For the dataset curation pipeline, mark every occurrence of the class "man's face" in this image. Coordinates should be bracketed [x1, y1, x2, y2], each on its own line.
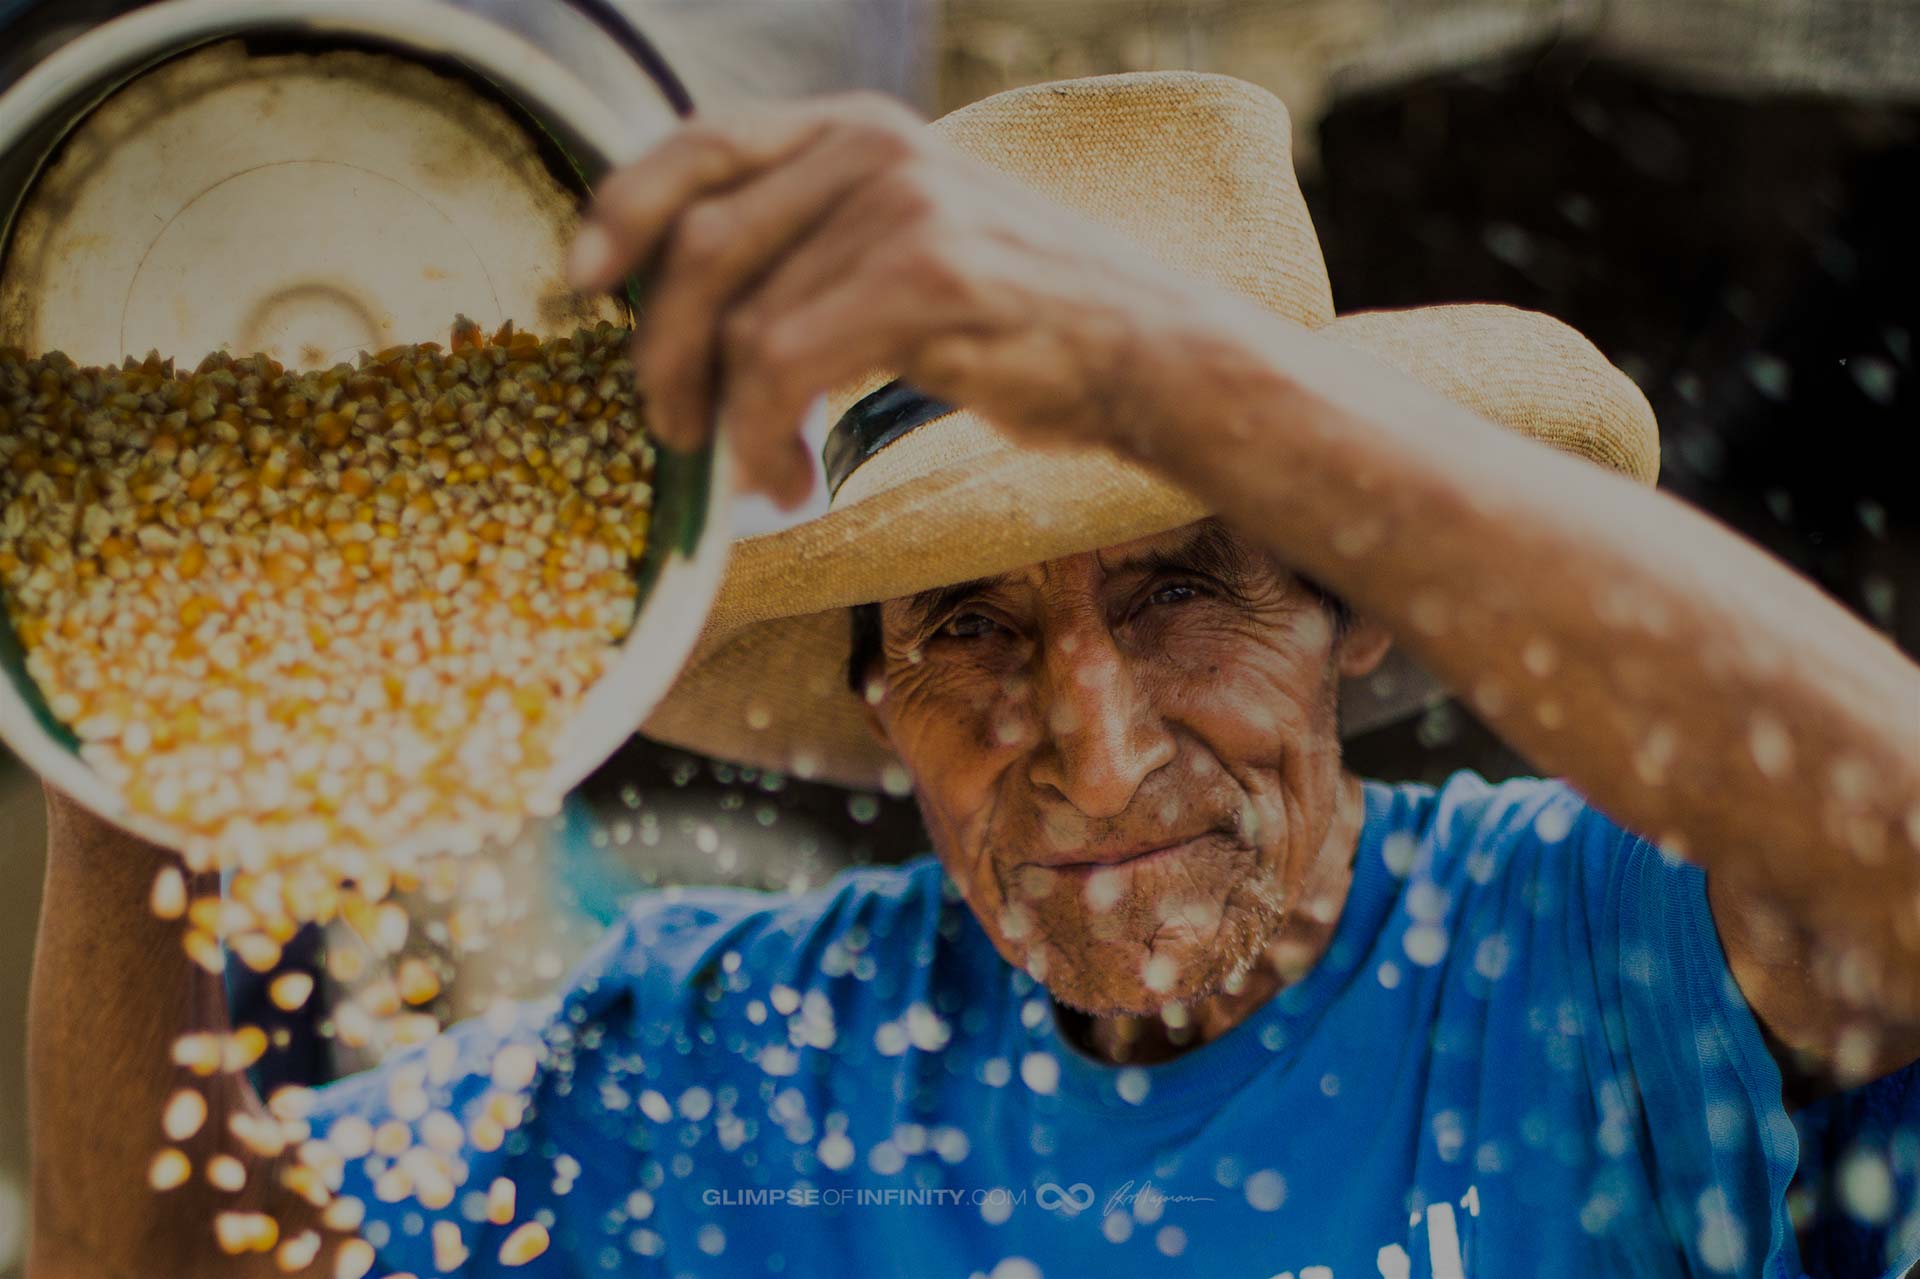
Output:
[864, 519, 1385, 1017]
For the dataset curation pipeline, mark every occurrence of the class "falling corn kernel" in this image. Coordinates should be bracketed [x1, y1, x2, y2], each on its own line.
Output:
[419, 1109, 464, 1155]
[268, 971, 315, 1012]
[372, 1118, 413, 1159]
[485, 1089, 528, 1131]
[280, 1163, 331, 1209]
[373, 902, 410, 954]
[432, 1220, 470, 1272]
[229, 1111, 289, 1159]
[266, 1085, 316, 1122]
[487, 1176, 517, 1225]
[161, 1088, 207, 1141]
[333, 1238, 376, 1279]
[356, 976, 401, 1021]
[183, 928, 227, 974]
[206, 1153, 247, 1192]
[498, 1221, 550, 1267]
[332, 999, 375, 1050]
[150, 866, 187, 919]
[490, 1044, 538, 1092]
[230, 932, 283, 973]
[326, 945, 367, 985]
[469, 1115, 506, 1153]
[396, 956, 441, 1006]
[276, 1230, 322, 1272]
[223, 1025, 269, 1073]
[213, 1211, 279, 1254]
[320, 1194, 366, 1233]
[416, 1166, 457, 1212]
[172, 1032, 223, 1076]
[148, 1148, 192, 1191]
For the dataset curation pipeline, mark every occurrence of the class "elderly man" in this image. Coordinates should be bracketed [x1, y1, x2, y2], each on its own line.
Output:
[28, 73, 1920, 1279]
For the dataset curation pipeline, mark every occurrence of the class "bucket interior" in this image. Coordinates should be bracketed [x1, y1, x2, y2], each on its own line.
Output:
[0, 9, 713, 804]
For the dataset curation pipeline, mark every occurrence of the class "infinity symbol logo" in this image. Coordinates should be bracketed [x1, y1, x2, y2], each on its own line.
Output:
[1035, 1182, 1095, 1215]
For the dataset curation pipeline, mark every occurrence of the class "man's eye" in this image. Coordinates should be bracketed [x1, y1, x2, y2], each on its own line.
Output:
[1147, 583, 1200, 607]
[941, 612, 1002, 639]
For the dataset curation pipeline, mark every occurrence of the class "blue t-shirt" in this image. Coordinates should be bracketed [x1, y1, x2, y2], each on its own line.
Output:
[305, 773, 1920, 1278]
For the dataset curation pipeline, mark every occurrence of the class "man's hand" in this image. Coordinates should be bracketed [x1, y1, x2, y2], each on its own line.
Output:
[569, 93, 1239, 508]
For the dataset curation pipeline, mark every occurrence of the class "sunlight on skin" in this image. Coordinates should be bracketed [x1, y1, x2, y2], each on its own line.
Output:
[860, 519, 1388, 1062]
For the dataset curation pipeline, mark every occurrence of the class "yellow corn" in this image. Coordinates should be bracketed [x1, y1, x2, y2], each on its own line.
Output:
[148, 1148, 192, 1191]
[498, 1222, 550, 1267]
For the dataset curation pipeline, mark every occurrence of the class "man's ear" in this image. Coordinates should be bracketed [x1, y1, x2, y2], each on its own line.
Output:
[1335, 614, 1394, 680]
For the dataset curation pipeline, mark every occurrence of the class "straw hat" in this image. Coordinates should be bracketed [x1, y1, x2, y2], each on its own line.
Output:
[641, 70, 1658, 790]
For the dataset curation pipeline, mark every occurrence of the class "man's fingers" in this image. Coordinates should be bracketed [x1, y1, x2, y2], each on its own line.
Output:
[636, 120, 918, 450]
[722, 429, 817, 512]
[569, 111, 829, 294]
[714, 263, 965, 507]
[570, 93, 923, 295]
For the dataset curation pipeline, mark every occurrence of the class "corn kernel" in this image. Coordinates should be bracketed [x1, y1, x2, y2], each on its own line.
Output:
[213, 1211, 278, 1255]
[150, 866, 187, 919]
[396, 956, 441, 1006]
[433, 1220, 469, 1272]
[229, 1111, 289, 1159]
[206, 1153, 246, 1192]
[149, 1148, 192, 1191]
[172, 1032, 222, 1076]
[320, 1195, 366, 1234]
[230, 932, 282, 972]
[224, 1025, 269, 1072]
[333, 1238, 376, 1279]
[183, 928, 226, 974]
[269, 971, 315, 1011]
[498, 1222, 550, 1267]
[162, 1088, 207, 1141]
[487, 1176, 516, 1225]
[276, 1230, 322, 1273]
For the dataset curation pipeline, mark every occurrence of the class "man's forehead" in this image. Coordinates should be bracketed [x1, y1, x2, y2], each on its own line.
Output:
[890, 519, 1260, 619]
[1092, 519, 1226, 568]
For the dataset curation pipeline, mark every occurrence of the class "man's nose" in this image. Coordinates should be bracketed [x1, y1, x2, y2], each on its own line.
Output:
[1026, 628, 1174, 819]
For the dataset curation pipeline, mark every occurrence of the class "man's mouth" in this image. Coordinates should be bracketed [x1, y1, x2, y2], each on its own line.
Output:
[1033, 832, 1217, 873]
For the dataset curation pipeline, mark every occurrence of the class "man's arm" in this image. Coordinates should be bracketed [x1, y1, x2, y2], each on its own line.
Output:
[29, 788, 325, 1277]
[1133, 313, 1920, 1078]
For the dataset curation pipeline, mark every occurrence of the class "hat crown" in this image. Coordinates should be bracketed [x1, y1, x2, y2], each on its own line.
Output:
[824, 71, 1334, 508]
[930, 71, 1333, 327]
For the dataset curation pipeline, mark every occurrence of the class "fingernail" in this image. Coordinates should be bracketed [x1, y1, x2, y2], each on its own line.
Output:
[567, 223, 616, 291]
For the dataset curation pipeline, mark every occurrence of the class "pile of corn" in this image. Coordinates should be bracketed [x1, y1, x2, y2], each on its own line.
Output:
[0, 316, 651, 958]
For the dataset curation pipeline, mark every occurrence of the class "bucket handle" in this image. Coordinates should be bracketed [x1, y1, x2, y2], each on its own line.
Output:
[559, 0, 694, 118]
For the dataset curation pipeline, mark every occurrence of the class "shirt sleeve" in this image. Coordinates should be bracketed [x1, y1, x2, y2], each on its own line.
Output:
[1557, 791, 1805, 1278]
[301, 908, 662, 1278]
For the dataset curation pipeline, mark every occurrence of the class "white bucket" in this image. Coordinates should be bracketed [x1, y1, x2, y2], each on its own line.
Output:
[0, 0, 732, 856]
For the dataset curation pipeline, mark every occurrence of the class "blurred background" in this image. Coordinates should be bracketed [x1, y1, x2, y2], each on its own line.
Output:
[1, 0, 1916, 1274]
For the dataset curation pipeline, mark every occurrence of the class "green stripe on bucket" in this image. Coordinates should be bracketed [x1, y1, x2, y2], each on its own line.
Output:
[0, 591, 79, 753]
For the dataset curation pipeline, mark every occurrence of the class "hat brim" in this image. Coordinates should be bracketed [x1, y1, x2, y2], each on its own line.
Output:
[640, 303, 1658, 789]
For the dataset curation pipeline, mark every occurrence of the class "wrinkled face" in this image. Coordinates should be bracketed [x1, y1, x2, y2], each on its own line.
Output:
[863, 519, 1386, 1017]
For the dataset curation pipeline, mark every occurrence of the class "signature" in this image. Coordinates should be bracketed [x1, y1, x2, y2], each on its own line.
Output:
[1101, 1179, 1216, 1219]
